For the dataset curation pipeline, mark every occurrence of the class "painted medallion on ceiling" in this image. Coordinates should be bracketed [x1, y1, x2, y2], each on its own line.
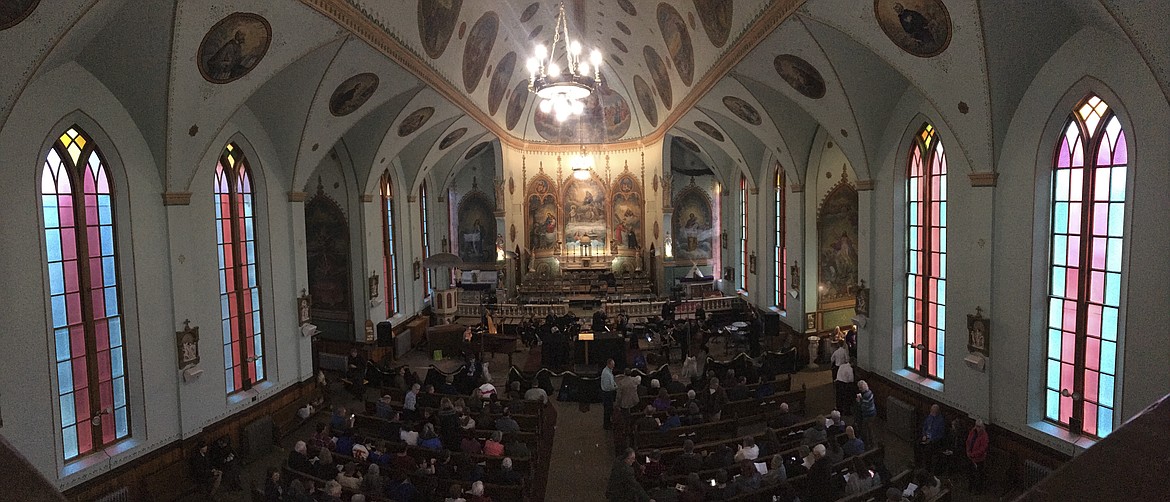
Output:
[463, 12, 500, 93]
[616, 21, 632, 36]
[529, 25, 543, 40]
[633, 76, 658, 127]
[439, 128, 468, 150]
[673, 136, 701, 154]
[616, 0, 638, 16]
[657, 3, 694, 87]
[197, 13, 271, 84]
[873, 0, 952, 57]
[694, 121, 724, 141]
[534, 87, 631, 143]
[611, 55, 624, 66]
[505, 81, 529, 130]
[520, 2, 540, 22]
[0, 0, 39, 30]
[612, 38, 629, 53]
[722, 96, 761, 125]
[465, 141, 491, 160]
[644, 46, 673, 110]
[397, 107, 434, 137]
[488, 51, 517, 115]
[773, 54, 826, 99]
[329, 73, 379, 116]
[418, 0, 463, 59]
[692, 0, 734, 48]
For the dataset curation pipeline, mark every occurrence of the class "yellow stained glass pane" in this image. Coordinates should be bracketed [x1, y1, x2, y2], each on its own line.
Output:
[67, 143, 83, 166]
[74, 135, 86, 150]
[59, 132, 72, 147]
[226, 144, 234, 152]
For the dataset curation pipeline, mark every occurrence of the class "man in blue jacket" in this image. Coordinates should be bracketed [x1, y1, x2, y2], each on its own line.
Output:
[916, 404, 946, 469]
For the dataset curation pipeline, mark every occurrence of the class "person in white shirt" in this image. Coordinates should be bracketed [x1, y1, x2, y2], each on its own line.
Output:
[600, 359, 617, 430]
[835, 356, 856, 415]
[524, 380, 549, 404]
[831, 342, 850, 380]
[734, 435, 759, 462]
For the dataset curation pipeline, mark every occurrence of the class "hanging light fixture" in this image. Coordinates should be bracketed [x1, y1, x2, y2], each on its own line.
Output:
[527, 1, 603, 123]
[570, 145, 594, 180]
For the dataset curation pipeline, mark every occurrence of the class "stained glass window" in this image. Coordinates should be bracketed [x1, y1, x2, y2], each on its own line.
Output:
[775, 167, 786, 309]
[381, 172, 400, 316]
[42, 127, 130, 460]
[1045, 94, 1126, 438]
[740, 174, 748, 292]
[215, 143, 264, 394]
[906, 123, 947, 381]
[420, 181, 432, 298]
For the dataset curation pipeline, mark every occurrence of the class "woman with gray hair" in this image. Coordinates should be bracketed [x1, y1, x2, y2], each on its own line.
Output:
[362, 462, 384, 494]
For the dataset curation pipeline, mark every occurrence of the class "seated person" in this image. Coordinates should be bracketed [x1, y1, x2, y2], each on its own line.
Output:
[659, 409, 682, 432]
[755, 373, 777, 399]
[911, 468, 943, 500]
[842, 426, 866, 456]
[670, 440, 704, 475]
[504, 436, 530, 458]
[733, 436, 759, 462]
[495, 409, 520, 433]
[635, 405, 662, 431]
[524, 380, 549, 404]
[844, 458, 882, 495]
[329, 406, 353, 434]
[727, 377, 751, 402]
[733, 460, 763, 493]
[418, 423, 443, 450]
[761, 454, 788, 485]
[287, 440, 313, 473]
[389, 443, 419, 472]
[491, 457, 523, 485]
[461, 434, 483, 454]
[704, 445, 734, 470]
[770, 402, 804, 429]
[802, 416, 828, 446]
[705, 469, 737, 500]
[385, 471, 418, 502]
[482, 430, 505, 457]
[665, 374, 688, 394]
[642, 449, 667, 482]
[652, 388, 673, 412]
[827, 410, 847, 435]
[679, 473, 707, 502]
[336, 462, 362, 491]
[465, 480, 493, 502]
[375, 394, 396, 419]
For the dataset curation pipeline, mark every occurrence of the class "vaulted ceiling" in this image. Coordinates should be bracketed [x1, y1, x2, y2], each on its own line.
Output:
[1, 0, 1168, 194]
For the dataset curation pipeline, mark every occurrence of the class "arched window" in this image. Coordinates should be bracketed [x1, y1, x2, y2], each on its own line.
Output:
[215, 143, 264, 394]
[1045, 94, 1126, 438]
[41, 127, 130, 460]
[774, 167, 786, 309]
[739, 174, 748, 292]
[419, 181, 432, 298]
[906, 123, 947, 381]
[381, 172, 400, 316]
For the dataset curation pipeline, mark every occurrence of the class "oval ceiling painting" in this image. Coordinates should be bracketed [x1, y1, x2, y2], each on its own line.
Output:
[611, 37, 628, 54]
[465, 141, 492, 160]
[487, 51, 517, 115]
[505, 80, 529, 131]
[694, 121, 724, 142]
[691, 0, 733, 48]
[615, 21, 632, 36]
[197, 13, 272, 84]
[439, 128, 468, 150]
[529, 25, 544, 40]
[611, 55, 624, 66]
[873, 0, 951, 57]
[0, 0, 39, 30]
[534, 86, 631, 143]
[329, 73, 380, 116]
[616, 0, 637, 16]
[657, 3, 694, 86]
[520, 2, 540, 22]
[643, 46, 673, 110]
[722, 95, 761, 125]
[418, 0, 463, 59]
[773, 54, 826, 99]
[462, 12, 500, 93]
[397, 107, 435, 137]
[633, 75, 658, 127]
[674, 136, 701, 154]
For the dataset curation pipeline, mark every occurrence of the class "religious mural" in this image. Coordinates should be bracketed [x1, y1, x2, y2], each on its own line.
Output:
[306, 192, 353, 322]
[418, 0, 463, 59]
[533, 86, 631, 143]
[616, 0, 638, 16]
[874, 0, 952, 58]
[644, 46, 673, 109]
[0, 0, 39, 30]
[612, 37, 629, 53]
[526, 175, 559, 251]
[462, 11, 499, 93]
[692, 0, 733, 47]
[694, 121, 724, 141]
[674, 136, 701, 154]
[439, 127, 467, 150]
[723, 95, 762, 125]
[197, 13, 271, 84]
[397, 107, 434, 137]
[817, 181, 859, 306]
[465, 141, 491, 159]
[519, 2, 540, 22]
[487, 51, 517, 115]
[774, 54, 826, 99]
[657, 3, 694, 86]
[456, 181, 497, 264]
[506, 80, 529, 130]
[611, 174, 644, 251]
[329, 73, 379, 116]
[616, 21, 632, 36]
[672, 182, 714, 261]
[562, 174, 607, 254]
[633, 76, 658, 127]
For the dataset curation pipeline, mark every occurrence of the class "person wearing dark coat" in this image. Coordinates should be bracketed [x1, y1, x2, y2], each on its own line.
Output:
[263, 467, 284, 502]
[287, 441, 313, 473]
[605, 448, 653, 502]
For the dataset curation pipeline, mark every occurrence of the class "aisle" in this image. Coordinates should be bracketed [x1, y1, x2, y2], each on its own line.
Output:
[545, 397, 614, 502]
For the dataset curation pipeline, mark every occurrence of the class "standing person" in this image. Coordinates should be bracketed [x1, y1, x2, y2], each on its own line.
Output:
[616, 369, 642, 418]
[749, 310, 764, 357]
[605, 448, 655, 502]
[855, 380, 876, 443]
[834, 355, 856, 414]
[966, 419, 989, 494]
[830, 342, 849, 381]
[917, 404, 947, 469]
[601, 359, 617, 430]
[404, 383, 421, 421]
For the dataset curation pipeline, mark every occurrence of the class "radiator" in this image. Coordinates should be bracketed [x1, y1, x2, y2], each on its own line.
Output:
[241, 416, 274, 461]
[885, 395, 917, 442]
[94, 487, 129, 502]
[319, 352, 349, 372]
[1023, 459, 1054, 488]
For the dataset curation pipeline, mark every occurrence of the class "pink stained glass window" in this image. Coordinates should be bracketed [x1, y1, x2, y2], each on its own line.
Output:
[740, 174, 748, 292]
[41, 127, 129, 460]
[216, 143, 265, 394]
[774, 167, 786, 309]
[1044, 95, 1126, 438]
[420, 181, 432, 299]
[381, 172, 401, 317]
[905, 123, 946, 381]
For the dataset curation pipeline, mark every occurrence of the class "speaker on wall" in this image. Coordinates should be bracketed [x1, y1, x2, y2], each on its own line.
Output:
[376, 321, 394, 347]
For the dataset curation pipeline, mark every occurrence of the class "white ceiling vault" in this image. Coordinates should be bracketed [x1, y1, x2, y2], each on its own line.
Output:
[1, 0, 1168, 195]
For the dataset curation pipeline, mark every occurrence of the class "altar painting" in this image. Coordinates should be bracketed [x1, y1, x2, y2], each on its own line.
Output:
[562, 175, 607, 254]
[305, 193, 352, 322]
[672, 184, 714, 260]
[611, 174, 643, 251]
[817, 182, 859, 305]
[457, 191, 497, 264]
[526, 175, 558, 251]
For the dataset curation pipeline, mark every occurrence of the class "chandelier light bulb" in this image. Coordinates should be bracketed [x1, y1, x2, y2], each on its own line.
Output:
[535, 44, 547, 59]
[590, 49, 602, 67]
[572, 100, 585, 115]
[526, 58, 539, 76]
[539, 100, 553, 113]
[548, 63, 561, 77]
[578, 62, 589, 76]
[569, 40, 582, 55]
